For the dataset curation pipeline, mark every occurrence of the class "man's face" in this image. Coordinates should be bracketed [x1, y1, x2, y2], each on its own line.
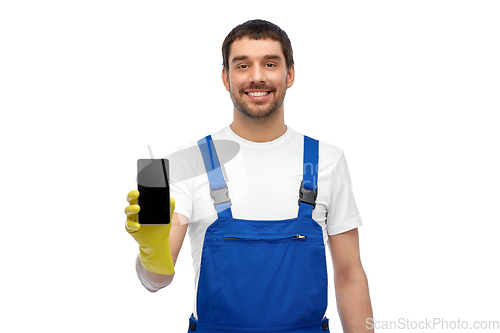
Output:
[222, 36, 294, 121]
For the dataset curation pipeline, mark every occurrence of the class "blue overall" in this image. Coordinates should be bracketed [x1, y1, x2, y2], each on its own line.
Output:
[187, 135, 330, 332]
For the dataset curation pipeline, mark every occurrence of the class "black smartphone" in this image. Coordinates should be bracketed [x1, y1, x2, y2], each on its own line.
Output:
[137, 159, 170, 225]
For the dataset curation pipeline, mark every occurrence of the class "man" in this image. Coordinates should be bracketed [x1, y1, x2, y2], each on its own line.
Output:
[125, 19, 373, 332]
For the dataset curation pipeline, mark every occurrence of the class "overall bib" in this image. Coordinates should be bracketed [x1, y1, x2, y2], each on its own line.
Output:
[187, 135, 330, 332]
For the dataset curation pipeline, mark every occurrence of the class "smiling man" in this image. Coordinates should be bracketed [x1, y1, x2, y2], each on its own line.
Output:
[222, 28, 294, 142]
[125, 19, 373, 333]
[224, 36, 293, 122]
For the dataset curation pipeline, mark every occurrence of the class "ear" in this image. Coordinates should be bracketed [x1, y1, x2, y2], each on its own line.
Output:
[286, 65, 295, 89]
[222, 67, 230, 92]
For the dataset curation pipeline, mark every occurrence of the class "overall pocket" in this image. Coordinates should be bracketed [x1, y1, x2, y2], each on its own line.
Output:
[225, 234, 307, 240]
[196, 231, 327, 328]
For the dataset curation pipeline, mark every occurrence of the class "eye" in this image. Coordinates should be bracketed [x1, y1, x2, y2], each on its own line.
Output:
[265, 63, 276, 68]
[237, 64, 249, 69]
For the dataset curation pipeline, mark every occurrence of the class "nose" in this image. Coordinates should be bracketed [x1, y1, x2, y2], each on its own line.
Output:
[249, 65, 265, 83]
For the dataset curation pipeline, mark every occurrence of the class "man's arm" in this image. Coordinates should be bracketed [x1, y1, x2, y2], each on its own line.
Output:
[329, 228, 373, 332]
[136, 212, 189, 292]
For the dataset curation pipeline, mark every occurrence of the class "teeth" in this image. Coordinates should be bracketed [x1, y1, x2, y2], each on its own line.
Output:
[247, 91, 269, 97]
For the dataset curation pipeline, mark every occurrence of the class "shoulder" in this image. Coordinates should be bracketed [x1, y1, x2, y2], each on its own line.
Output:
[171, 127, 230, 158]
[319, 140, 344, 167]
[292, 128, 344, 166]
[208, 126, 233, 141]
[168, 130, 231, 183]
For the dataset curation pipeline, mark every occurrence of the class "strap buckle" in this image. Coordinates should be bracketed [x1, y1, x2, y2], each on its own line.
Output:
[298, 180, 317, 208]
[210, 187, 231, 208]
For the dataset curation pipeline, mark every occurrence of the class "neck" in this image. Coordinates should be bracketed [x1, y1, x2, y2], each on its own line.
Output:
[230, 108, 287, 143]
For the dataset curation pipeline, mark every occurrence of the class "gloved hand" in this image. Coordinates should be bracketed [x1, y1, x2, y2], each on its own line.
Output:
[125, 190, 175, 275]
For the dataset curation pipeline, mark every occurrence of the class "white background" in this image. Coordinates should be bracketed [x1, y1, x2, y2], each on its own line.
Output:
[1, 1, 499, 332]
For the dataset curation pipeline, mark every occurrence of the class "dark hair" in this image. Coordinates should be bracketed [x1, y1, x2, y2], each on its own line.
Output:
[222, 19, 294, 72]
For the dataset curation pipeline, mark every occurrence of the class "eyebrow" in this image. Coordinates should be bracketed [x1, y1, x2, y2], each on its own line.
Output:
[231, 55, 283, 64]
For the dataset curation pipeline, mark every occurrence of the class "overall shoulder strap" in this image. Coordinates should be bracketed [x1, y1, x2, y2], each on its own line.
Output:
[298, 135, 319, 219]
[197, 135, 233, 218]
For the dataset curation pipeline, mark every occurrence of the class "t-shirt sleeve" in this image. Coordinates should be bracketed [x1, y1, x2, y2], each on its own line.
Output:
[170, 178, 193, 221]
[326, 150, 363, 235]
[167, 143, 197, 221]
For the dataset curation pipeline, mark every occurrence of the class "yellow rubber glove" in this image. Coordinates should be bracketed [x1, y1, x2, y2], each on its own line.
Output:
[125, 190, 175, 275]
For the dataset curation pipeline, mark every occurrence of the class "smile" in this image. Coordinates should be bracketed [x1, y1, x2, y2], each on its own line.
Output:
[246, 91, 270, 97]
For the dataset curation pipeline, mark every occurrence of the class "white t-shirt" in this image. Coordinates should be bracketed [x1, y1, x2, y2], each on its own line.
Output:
[166, 125, 362, 319]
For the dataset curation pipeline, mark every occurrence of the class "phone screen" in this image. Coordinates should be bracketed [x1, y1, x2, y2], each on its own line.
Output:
[137, 159, 170, 225]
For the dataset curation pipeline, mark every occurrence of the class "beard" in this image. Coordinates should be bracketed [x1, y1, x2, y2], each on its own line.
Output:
[229, 82, 287, 121]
